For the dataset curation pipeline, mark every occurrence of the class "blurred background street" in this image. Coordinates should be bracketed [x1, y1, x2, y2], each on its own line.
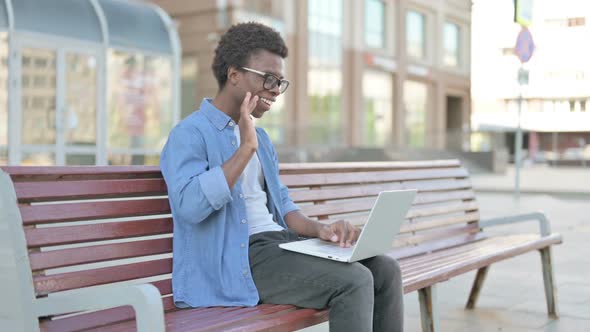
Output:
[403, 168, 590, 331]
[1, 0, 589, 331]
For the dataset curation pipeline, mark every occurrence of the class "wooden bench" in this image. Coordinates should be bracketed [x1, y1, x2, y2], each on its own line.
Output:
[0, 160, 562, 332]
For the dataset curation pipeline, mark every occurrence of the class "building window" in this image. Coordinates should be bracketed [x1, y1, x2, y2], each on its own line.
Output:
[545, 17, 586, 27]
[241, 0, 285, 19]
[567, 17, 586, 27]
[362, 70, 393, 146]
[443, 22, 460, 67]
[181, 56, 198, 120]
[365, 0, 385, 49]
[108, 51, 173, 165]
[308, 0, 343, 145]
[403, 80, 428, 147]
[0, 33, 7, 165]
[406, 10, 426, 59]
[21, 48, 57, 148]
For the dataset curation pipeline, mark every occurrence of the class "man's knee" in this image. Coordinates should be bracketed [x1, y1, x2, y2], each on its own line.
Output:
[371, 255, 402, 286]
[342, 263, 374, 293]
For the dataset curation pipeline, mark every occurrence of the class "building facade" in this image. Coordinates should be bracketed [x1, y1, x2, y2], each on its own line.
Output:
[471, 0, 590, 164]
[0, 0, 181, 166]
[152, 0, 472, 162]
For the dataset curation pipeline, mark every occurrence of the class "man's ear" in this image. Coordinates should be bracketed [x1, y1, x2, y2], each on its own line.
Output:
[227, 66, 241, 86]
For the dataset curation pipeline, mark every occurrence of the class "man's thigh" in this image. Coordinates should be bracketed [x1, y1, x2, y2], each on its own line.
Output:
[249, 231, 372, 309]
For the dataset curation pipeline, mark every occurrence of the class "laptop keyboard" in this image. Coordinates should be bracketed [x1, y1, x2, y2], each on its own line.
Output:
[313, 242, 355, 256]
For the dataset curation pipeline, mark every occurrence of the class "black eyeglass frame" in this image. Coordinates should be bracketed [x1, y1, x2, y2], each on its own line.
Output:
[241, 67, 290, 94]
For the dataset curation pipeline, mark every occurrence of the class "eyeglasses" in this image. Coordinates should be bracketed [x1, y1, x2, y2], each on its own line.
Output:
[241, 67, 290, 94]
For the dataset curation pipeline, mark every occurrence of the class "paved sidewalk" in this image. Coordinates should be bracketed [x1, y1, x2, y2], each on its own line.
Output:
[404, 192, 590, 331]
[403, 165, 590, 331]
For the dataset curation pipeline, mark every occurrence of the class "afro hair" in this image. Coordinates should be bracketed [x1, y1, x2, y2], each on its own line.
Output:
[212, 22, 288, 89]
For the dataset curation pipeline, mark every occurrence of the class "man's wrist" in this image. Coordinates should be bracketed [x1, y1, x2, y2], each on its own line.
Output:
[238, 143, 257, 154]
[312, 221, 325, 238]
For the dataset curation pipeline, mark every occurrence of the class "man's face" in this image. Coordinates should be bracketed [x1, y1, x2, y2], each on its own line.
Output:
[237, 50, 286, 119]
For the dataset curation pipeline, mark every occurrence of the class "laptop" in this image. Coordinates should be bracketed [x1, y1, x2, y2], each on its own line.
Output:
[279, 189, 417, 263]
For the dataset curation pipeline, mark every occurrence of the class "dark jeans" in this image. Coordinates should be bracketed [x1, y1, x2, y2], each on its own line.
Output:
[249, 229, 404, 332]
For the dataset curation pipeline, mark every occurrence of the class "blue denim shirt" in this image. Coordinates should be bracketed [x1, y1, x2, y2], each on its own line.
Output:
[160, 99, 300, 308]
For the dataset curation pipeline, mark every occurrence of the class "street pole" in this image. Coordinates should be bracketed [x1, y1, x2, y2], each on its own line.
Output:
[514, 65, 524, 201]
[513, 1, 534, 201]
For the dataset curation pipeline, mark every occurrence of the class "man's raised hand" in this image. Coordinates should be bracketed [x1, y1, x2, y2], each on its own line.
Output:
[238, 92, 259, 152]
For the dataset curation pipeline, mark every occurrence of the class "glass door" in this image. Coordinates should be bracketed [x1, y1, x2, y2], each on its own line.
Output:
[16, 42, 99, 165]
[63, 52, 98, 165]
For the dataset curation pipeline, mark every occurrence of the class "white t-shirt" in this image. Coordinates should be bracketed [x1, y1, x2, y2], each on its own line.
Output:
[234, 126, 284, 235]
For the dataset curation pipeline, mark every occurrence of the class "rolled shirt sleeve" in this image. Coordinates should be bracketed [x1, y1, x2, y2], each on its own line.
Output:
[161, 125, 232, 225]
[198, 165, 231, 210]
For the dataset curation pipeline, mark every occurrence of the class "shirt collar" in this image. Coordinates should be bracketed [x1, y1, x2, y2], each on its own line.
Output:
[200, 98, 234, 131]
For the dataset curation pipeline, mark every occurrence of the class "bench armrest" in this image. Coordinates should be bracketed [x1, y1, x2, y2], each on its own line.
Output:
[33, 284, 165, 332]
[479, 211, 551, 236]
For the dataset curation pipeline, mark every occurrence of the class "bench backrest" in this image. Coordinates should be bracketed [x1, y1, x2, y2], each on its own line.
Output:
[0, 159, 479, 329]
[280, 160, 481, 258]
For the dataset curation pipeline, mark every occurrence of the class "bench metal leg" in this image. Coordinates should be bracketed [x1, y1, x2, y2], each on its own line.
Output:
[465, 265, 489, 310]
[418, 285, 439, 332]
[539, 247, 559, 318]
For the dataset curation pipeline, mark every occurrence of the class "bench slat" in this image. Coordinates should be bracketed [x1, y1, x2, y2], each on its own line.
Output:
[290, 182, 473, 204]
[25, 218, 173, 247]
[219, 308, 329, 332]
[404, 234, 561, 280]
[400, 236, 532, 275]
[278, 159, 461, 174]
[402, 233, 563, 293]
[401, 178, 471, 191]
[395, 223, 480, 248]
[280, 168, 468, 187]
[20, 198, 171, 225]
[29, 238, 172, 271]
[412, 190, 475, 204]
[152, 279, 173, 296]
[34, 258, 172, 295]
[399, 212, 480, 234]
[40, 296, 176, 332]
[289, 182, 403, 203]
[333, 210, 479, 235]
[399, 237, 497, 267]
[302, 198, 477, 220]
[14, 178, 167, 202]
[407, 200, 478, 219]
[159, 306, 257, 331]
[391, 232, 489, 260]
[82, 304, 300, 332]
[2, 165, 161, 180]
[168, 304, 298, 332]
[300, 197, 376, 218]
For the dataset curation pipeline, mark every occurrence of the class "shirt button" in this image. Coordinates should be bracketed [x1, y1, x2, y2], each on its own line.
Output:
[241, 243, 246, 248]
[229, 121, 235, 127]
[231, 140, 236, 145]
[239, 193, 244, 199]
[241, 219, 247, 224]
[243, 269, 248, 276]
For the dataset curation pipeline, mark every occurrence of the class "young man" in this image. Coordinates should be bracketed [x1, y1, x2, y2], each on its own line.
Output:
[160, 22, 403, 331]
